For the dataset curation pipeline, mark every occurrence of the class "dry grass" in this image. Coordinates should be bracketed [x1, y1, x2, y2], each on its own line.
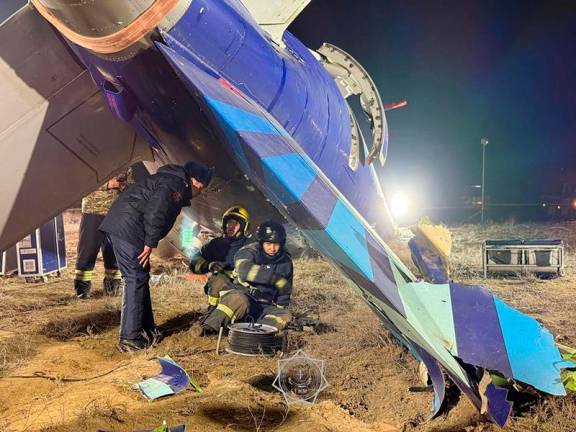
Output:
[0, 336, 35, 373]
[0, 212, 575, 431]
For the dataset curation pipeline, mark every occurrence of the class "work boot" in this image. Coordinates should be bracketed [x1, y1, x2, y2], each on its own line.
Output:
[103, 277, 122, 297]
[117, 337, 151, 352]
[74, 280, 92, 299]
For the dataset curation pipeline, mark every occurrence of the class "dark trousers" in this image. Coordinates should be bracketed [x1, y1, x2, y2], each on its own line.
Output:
[204, 273, 234, 307]
[203, 288, 292, 331]
[75, 214, 119, 294]
[110, 236, 155, 341]
[76, 214, 118, 271]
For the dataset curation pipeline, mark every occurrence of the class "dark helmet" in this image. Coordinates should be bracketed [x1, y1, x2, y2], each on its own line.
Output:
[256, 221, 286, 246]
[222, 206, 250, 237]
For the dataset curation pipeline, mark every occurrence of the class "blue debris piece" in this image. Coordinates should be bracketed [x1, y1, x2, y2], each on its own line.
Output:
[484, 383, 512, 427]
[136, 356, 190, 400]
[408, 238, 448, 284]
[414, 345, 446, 418]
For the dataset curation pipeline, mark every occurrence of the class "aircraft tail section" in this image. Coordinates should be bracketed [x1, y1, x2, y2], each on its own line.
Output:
[157, 38, 572, 426]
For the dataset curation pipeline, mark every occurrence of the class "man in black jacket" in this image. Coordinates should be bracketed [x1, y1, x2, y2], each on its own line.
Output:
[202, 221, 293, 334]
[100, 161, 213, 351]
[189, 206, 250, 312]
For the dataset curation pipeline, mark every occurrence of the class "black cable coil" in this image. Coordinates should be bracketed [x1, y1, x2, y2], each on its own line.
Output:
[227, 323, 283, 356]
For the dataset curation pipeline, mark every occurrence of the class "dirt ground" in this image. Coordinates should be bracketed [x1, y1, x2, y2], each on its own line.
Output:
[0, 211, 575, 432]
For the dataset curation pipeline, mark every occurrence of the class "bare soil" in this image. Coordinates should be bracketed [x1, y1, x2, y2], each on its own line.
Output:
[0, 211, 574, 432]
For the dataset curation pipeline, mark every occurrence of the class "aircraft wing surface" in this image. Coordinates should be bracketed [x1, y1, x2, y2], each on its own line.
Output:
[0, 5, 152, 250]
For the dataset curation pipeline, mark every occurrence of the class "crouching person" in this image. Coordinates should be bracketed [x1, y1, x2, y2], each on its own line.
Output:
[202, 221, 293, 334]
[189, 206, 250, 312]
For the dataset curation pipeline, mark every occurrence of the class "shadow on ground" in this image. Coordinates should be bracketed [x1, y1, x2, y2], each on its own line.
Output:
[248, 374, 277, 393]
[39, 309, 120, 340]
[200, 404, 293, 431]
[159, 310, 204, 336]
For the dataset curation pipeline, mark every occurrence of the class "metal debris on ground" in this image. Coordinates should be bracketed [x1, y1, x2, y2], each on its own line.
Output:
[134, 356, 201, 400]
[408, 221, 451, 283]
[287, 308, 324, 333]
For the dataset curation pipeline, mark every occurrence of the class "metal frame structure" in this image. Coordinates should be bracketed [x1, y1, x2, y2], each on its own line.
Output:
[0, 245, 18, 276]
[482, 239, 564, 278]
[16, 215, 67, 279]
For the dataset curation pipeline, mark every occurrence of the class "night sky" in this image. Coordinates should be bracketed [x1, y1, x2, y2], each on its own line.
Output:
[291, 0, 576, 216]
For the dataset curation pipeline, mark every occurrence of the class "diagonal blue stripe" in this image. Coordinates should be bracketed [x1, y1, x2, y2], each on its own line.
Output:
[451, 283, 512, 377]
[262, 153, 317, 203]
[325, 201, 373, 280]
[205, 97, 279, 135]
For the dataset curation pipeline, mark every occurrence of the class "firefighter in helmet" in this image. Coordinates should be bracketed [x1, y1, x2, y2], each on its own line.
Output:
[189, 206, 251, 312]
[202, 220, 293, 334]
[74, 168, 133, 299]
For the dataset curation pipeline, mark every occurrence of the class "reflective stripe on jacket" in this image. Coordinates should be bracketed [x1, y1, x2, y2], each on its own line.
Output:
[233, 243, 293, 307]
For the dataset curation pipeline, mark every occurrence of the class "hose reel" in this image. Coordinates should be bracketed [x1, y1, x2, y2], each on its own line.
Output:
[226, 322, 284, 356]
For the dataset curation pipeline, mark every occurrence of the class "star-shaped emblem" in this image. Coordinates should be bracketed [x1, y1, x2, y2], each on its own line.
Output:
[273, 350, 329, 405]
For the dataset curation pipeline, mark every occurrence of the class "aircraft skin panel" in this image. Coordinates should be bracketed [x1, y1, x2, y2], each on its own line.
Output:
[205, 97, 279, 135]
[494, 297, 568, 395]
[483, 384, 512, 426]
[161, 1, 396, 239]
[239, 0, 311, 45]
[399, 282, 459, 355]
[324, 200, 374, 280]
[414, 344, 447, 417]
[0, 5, 85, 134]
[157, 39, 569, 424]
[0, 6, 152, 250]
[261, 153, 317, 203]
[451, 283, 513, 377]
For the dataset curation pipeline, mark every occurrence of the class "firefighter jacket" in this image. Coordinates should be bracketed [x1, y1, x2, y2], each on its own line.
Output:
[189, 235, 249, 277]
[81, 169, 133, 215]
[232, 243, 293, 307]
[99, 164, 193, 249]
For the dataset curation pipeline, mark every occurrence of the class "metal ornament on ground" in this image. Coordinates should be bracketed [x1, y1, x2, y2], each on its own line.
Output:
[273, 350, 329, 405]
[226, 322, 282, 356]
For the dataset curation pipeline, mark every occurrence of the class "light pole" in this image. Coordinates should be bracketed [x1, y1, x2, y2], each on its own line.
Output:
[480, 138, 489, 223]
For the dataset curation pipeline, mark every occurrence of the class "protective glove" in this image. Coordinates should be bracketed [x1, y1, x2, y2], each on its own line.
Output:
[208, 261, 226, 273]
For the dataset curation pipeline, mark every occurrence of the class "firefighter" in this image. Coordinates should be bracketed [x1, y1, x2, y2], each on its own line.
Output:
[74, 169, 133, 299]
[189, 206, 250, 312]
[99, 161, 213, 351]
[202, 221, 293, 334]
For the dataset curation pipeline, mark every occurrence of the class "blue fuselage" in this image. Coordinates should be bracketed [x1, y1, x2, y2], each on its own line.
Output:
[65, 0, 393, 238]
